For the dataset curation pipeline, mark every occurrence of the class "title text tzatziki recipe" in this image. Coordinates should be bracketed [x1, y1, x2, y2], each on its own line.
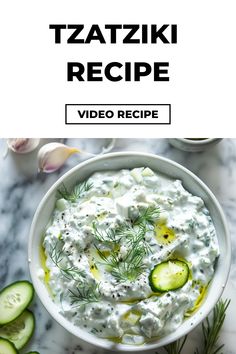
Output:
[40, 167, 219, 345]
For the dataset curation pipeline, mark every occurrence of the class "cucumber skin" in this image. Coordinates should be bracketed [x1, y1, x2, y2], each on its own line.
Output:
[0, 281, 34, 326]
[25, 352, 40, 354]
[0, 310, 35, 350]
[149, 267, 166, 293]
[15, 310, 35, 350]
[149, 260, 189, 293]
[0, 337, 19, 354]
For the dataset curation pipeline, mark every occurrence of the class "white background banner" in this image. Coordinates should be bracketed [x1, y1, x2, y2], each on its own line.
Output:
[0, 0, 235, 137]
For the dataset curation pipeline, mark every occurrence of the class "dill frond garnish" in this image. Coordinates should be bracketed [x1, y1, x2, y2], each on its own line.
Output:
[95, 242, 146, 282]
[93, 217, 152, 282]
[125, 223, 152, 256]
[92, 222, 119, 243]
[57, 180, 93, 202]
[94, 244, 119, 267]
[49, 242, 86, 281]
[69, 282, 101, 307]
[111, 245, 147, 282]
[91, 204, 160, 282]
[133, 206, 161, 226]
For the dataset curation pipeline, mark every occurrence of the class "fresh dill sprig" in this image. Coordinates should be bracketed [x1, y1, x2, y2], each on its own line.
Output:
[93, 221, 150, 252]
[94, 228, 148, 282]
[49, 242, 86, 281]
[92, 222, 119, 243]
[94, 244, 120, 268]
[57, 180, 93, 202]
[126, 223, 152, 255]
[194, 298, 230, 354]
[133, 205, 161, 226]
[157, 298, 230, 354]
[69, 282, 101, 307]
[92, 206, 158, 282]
[111, 246, 147, 282]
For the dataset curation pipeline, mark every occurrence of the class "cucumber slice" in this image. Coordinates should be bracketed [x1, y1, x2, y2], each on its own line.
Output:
[0, 281, 34, 325]
[0, 338, 18, 354]
[149, 259, 189, 292]
[0, 310, 35, 350]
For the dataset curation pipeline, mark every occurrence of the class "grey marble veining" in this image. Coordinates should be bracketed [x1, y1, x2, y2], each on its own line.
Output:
[0, 138, 236, 354]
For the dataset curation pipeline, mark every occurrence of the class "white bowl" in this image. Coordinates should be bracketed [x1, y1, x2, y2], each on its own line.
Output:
[168, 138, 222, 152]
[28, 152, 231, 353]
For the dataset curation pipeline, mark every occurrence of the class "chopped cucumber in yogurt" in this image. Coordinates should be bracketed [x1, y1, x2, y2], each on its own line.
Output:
[42, 167, 219, 344]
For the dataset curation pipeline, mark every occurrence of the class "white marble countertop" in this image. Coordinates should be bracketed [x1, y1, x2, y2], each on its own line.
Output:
[0, 138, 235, 354]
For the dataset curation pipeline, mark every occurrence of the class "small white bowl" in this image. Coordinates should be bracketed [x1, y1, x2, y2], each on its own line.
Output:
[168, 138, 222, 152]
[28, 152, 231, 353]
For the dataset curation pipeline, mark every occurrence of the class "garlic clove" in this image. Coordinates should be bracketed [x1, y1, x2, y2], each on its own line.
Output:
[7, 138, 40, 154]
[38, 142, 79, 173]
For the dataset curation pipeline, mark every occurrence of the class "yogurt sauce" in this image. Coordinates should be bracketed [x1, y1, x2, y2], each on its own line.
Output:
[41, 167, 219, 345]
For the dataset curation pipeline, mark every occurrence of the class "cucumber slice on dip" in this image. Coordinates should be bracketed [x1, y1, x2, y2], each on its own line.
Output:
[0, 281, 34, 325]
[0, 338, 18, 354]
[149, 259, 189, 292]
[0, 310, 35, 350]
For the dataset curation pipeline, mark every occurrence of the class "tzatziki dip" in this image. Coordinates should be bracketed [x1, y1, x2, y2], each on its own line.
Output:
[41, 167, 219, 345]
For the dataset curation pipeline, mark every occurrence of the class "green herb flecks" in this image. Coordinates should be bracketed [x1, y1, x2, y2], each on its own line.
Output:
[49, 242, 86, 281]
[57, 181, 93, 202]
[69, 282, 101, 308]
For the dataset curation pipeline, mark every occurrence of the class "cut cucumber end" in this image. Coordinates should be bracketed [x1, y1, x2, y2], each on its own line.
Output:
[0, 338, 18, 354]
[149, 259, 189, 292]
[0, 281, 34, 326]
[0, 310, 35, 350]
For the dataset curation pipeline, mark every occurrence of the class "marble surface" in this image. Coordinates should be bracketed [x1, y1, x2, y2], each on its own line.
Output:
[0, 138, 236, 354]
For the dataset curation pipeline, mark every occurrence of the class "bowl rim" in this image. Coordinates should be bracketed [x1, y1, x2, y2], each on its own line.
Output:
[28, 151, 231, 352]
[172, 138, 221, 146]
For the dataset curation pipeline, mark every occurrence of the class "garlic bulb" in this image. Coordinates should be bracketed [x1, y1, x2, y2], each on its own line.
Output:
[7, 138, 40, 154]
[38, 142, 79, 173]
